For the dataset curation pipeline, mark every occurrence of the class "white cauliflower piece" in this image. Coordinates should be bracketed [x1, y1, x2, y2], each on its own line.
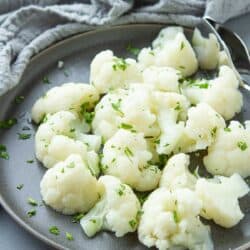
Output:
[138, 27, 198, 76]
[196, 174, 249, 228]
[40, 154, 103, 215]
[32, 83, 99, 123]
[102, 129, 161, 191]
[183, 66, 243, 120]
[35, 111, 100, 175]
[204, 121, 250, 177]
[142, 66, 181, 92]
[160, 153, 197, 190]
[192, 28, 220, 70]
[80, 175, 141, 237]
[184, 103, 226, 152]
[90, 50, 142, 94]
[138, 187, 213, 250]
[92, 85, 160, 141]
[154, 91, 190, 155]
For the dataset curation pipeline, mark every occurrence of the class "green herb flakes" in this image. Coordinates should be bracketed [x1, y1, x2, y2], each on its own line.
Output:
[180, 41, 185, 50]
[26, 159, 34, 164]
[16, 184, 24, 190]
[15, 95, 25, 104]
[111, 100, 124, 117]
[0, 118, 17, 129]
[117, 184, 126, 196]
[84, 111, 95, 124]
[66, 232, 74, 241]
[173, 210, 180, 223]
[112, 57, 129, 71]
[18, 133, 31, 140]
[72, 213, 84, 223]
[124, 147, 134, 158]
[237, 141, 248, 151]
[42, 76, 50, 84]
[120, 123, 133, 130]
[224, 127, 231, 132]
[126, 44, 140, 56]
[49, 226, 60, 235]
[211, 127, 217, 138]
[27, 209, 36, 217]
[28, 197, 38, 206]
[129, 219, 137, 229]
[0, 144, 9, 160]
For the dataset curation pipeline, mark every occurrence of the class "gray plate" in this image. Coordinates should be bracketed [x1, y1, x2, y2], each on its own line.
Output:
[0, 24, 249, 250]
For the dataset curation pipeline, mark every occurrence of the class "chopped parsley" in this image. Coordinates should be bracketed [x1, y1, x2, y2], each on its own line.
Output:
[49, 226, 60, 235]
[112, 57, 129, 71]
[66, 232, 74, 241]
[210, 127, 217, 138]
[42, 76, 50, 84]
[124, 147, 134, 158]
[174, 102, 181, 111]
[15, 95, 25, 104]
[27, 197, 38, 206]
[119, 123, 133, 130]
[18, 133, 31, 140]
[126, 43, 140, 56]
[72, 213, 84, 223]
[0, 144, 9, 160]
[173, 210, 180, 223]
[27, 209, 36, 217]
[16, 184, 24, 190]
[129, 219, 137, 229]
[26, 159, 34, 164]
[154, 139, 160, 144]
[0, 118, 17, 129]
[117, 184, 126, 196]
[237, 141, 248, 151]
[84, 111, 95, 124]
[180, 41, 185, 50]
[111, 99, 124, 117]
[224, 127, 231, 132]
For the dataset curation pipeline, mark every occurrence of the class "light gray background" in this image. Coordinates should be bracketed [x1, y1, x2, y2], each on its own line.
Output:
[0, 13, 250, 250]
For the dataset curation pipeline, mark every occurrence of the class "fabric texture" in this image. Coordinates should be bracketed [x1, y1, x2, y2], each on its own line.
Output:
[0, 0, 249, 95]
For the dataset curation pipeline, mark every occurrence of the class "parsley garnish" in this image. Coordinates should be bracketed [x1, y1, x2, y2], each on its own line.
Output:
[26, 159, 34, 164]
[0, 144, 9, 160]
[15, 96, 24, 104]
[42, 76, 50, 84]
[124, 147, 134, 158]
[27, 209, 36, 217]
[28, 197, 38, 206]
[120, 123, 133, 130]
[173, 210, 180, 223]
[237, 141, 248, 151]
[49, 226, 60, 235]
[16, 184, 24, 190]
[0, 118, 17, 129]
[174, 102, 181, 111]
[66, 232, 74, 241]
[180, 41, 185, 50]
[117, 184, 126, 196]
[126, 44, 140, 56]
[18, 133, 31, 140]
[211, 127, 217, 138]
[112, 57, 129, 71]
[224, 127, 231, 132]
[129, 219, 137, 229]
[111, 99, 124, 117]
[84, 111, 95, 124]
[72, 213, 84, 223]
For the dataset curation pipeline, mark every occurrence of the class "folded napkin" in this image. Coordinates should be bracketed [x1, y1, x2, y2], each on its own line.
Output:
[0, 0, 249, 95]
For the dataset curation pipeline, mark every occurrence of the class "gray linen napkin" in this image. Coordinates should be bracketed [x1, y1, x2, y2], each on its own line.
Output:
[0, 0, 249, 95]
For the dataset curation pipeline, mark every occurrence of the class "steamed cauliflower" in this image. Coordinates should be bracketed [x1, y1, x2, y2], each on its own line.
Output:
[32, 83, 99, 123]
[80, 175, 141, 237]
[92, 84, 160, 141]
[196, 174, 249, 228]
[183, 65, 243, 120]
[138, 187, 213, 250]
[142, 66, 181, 92]
[192, 28, 220, 70]
[102, 129, 161, 191]
[204, 121, 250, 177]
[184, 103, 226, 152]
[90, 50, 142, 94]
[138, 27, 198, 76]
[160, 153, 197, 190]
[154, 91, 190, 155]
[40, 154, 103, 215]
[35, 111, 101, 174]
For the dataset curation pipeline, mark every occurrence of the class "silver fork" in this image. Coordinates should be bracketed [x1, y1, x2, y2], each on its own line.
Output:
[197, 17, 250, 91]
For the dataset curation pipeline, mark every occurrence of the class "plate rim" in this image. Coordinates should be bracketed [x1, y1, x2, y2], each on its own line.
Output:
[0, 22, 249, 250]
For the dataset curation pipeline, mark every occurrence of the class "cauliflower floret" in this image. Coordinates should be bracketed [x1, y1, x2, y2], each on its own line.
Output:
[184, 103, 226, 152]
[183, 66, 243, 120]
[92, 85, 160, 142]
[192, 28, 220, 70]
[153, 91, 190, 155]
[138, 187, 213, 250]
[80, 175, 141, 237]
[35, 111, 101, 174]
[138, 27, 198, 76]
[102, 129, 161, 191]
[196, 174, 249, 228]
[32, 83, 99, 123]
[204, 121, 250, 177]
[40, 154, 103, 215]
[142, 66, 181, 92]
[90, 50, 142, 94]
[160, 153, 197, 190]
